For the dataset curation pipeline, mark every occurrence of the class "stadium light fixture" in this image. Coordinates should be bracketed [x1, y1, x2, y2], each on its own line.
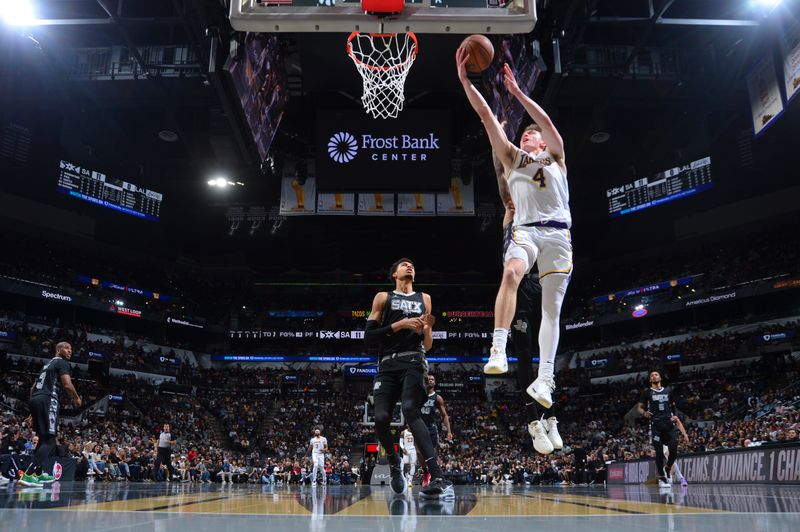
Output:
[753, 0, 782, 7]
[1, 0, 35, 26]
[207, 177, 244, 188]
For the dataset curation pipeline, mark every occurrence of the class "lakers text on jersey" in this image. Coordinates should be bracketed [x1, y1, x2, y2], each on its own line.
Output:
[507, 148, 571, 228]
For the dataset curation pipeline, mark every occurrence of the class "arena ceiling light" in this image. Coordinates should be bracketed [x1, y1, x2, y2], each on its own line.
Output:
[1, 0, 36, 26]
[752, 0, 782, 7]
[207, 177, 244, 188]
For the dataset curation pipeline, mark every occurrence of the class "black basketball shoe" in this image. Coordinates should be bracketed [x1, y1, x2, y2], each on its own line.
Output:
[420, 477, 454, 500]
[389, 455, 407, 496]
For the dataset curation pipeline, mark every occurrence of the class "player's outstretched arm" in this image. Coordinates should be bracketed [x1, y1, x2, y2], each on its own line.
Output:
[502, 64, 564, 161]
[492, 120, 513, 208]
[492, 124, 515, 228]
[456, 47, 514, 170]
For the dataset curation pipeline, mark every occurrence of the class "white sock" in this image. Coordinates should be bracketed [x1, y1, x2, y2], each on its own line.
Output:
[537, 274, 569, 380]
[492, 328, 509, 353]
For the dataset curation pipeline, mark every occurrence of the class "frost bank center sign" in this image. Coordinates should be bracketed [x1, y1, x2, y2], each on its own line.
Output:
[316, 110, 451, 192]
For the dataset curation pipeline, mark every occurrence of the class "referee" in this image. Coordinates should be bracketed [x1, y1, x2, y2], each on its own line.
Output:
[153, 424, 177, 482]
[23, 341, 82, 487]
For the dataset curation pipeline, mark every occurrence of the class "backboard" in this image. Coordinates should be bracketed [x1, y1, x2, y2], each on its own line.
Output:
[229, 0, 536, 35]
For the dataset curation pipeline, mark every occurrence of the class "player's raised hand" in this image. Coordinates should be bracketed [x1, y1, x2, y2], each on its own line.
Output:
[455, 46, 469, 83]
[502, 63, 521, 96]
[643, 411, 652, 419]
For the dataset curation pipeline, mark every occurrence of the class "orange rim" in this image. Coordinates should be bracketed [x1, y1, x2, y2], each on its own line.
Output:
[346, 31, 418, 72]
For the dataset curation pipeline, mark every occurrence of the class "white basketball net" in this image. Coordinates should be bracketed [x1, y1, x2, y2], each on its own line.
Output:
[347, 32, 418, 119]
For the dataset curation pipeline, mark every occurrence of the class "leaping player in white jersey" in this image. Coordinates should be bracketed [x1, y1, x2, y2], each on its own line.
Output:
[457, 49, 572, 410]
[306, 428, 329, 486]
[399, 426, 417, 488]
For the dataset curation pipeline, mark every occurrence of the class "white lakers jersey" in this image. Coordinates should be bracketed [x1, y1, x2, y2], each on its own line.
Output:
[401, 430, 415, 450]
[310, 436, 327, 455]
[506, 148, 571, 227]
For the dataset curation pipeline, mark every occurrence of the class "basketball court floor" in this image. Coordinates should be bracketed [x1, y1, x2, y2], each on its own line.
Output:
[2, 482, 799, 531]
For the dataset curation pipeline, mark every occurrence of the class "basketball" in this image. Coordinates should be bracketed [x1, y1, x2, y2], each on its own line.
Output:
[460, 34, 494, 73]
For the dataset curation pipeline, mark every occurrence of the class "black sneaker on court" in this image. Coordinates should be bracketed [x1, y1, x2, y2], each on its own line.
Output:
[420, 477, 454, 500]
[389, 456, 407, 496]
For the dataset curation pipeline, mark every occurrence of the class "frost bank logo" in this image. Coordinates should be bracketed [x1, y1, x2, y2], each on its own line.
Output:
[328, 132, 358, 163]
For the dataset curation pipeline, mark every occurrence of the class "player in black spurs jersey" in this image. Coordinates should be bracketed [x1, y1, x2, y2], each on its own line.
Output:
[364, 258, 454, 500]
[419, 375, 453, 487]
[22, 341, 82, 487]
[637, 370, 680, 488]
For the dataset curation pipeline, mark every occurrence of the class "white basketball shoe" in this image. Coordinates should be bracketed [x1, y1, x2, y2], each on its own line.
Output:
[484, 347, 508, 374]
[527, 376, 556, 409]
[544, 416, 563, 450]
[528, 420, 555, 455]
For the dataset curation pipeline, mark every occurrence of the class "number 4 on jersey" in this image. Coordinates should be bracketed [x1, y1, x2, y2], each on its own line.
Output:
[533, 168, 547, 189]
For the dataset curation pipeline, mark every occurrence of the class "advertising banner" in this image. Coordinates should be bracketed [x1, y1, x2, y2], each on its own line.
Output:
[343, 365, 378, 379]
[607, 444, 800, 484]
[316, 110, 451, 192]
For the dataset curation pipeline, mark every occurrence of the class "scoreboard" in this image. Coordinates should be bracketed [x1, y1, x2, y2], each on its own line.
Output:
[607, 157, 712, 218]
[57, 159, 162, 221]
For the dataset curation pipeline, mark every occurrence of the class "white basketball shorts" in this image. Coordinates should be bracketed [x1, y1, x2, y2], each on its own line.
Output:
[503, 225, 573, 278]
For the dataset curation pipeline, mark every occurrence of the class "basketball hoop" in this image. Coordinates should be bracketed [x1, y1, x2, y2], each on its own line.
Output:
[346, 31, 418, 119]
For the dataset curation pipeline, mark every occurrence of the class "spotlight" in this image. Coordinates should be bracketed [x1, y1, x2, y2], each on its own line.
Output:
[207, 177, 228, 187]
[207, 177, 244, 188]
[750, 0, 783, 15]
[1, 0, 36, 26]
